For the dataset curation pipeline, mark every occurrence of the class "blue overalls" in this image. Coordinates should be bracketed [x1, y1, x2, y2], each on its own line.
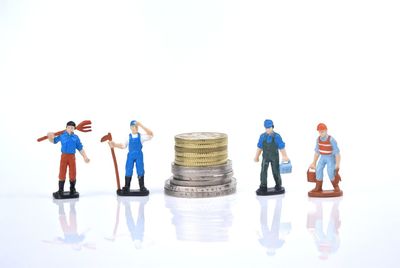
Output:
[316, 155, 336, 181]
[125, 133, 144, 177]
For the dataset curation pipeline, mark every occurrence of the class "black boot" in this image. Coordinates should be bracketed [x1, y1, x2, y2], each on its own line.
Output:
[274, 184, 282, 191]
[123, 176, 132, 192]
[53, 180, 65, 198]
[138, 176, 147, 192]
[58, 180, 65, 194]
[70, 180, 76, 195]
[256, 185, 267, 195]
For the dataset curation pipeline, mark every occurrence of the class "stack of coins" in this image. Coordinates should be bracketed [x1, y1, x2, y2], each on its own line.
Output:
[165, 132, 236, 198]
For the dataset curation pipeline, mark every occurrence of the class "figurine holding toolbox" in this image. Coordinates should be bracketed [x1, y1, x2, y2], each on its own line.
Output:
[254, 119, 291, 196]
[308, 123, 342, 197]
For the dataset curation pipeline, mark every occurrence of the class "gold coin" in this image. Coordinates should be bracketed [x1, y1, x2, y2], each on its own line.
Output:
[174, 159, 228, 167]
[175, 151, 228, 158]
[175, 132, 227, 142]
[175, 141, 228, 149]
[174, 146, 228, 154]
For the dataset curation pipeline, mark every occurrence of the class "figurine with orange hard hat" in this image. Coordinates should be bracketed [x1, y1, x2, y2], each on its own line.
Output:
[308, 123, 342, 197]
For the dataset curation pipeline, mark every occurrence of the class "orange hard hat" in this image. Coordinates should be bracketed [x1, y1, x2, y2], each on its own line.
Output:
[317, 123, 327, 131]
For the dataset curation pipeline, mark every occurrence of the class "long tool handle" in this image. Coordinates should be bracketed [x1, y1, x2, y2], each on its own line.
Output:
[111, 148, 121, 190]
[37, 130, 64, 142]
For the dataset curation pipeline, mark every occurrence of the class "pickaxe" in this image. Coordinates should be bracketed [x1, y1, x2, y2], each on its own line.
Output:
[101, 133, 121, 190]
[37, 120, 92, 142]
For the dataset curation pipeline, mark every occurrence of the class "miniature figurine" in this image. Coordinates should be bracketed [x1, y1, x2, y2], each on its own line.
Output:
[108, 120, 153, 196]
[254, 119, 290, 195]
[308, 123, 342, 197]
[45, 121, 91, 199]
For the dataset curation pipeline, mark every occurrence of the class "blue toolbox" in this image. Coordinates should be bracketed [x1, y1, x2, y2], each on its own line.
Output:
[280, 160, 292, 174]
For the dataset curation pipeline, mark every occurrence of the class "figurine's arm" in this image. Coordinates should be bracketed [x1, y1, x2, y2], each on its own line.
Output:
[47, 132, 55, 143]
[79, 149, 90, 163]
[137, 122, 154, 138]
[109, 141, 127, 150]
[335, 154, 341, 169]
[280, 149, 289, 162]
[310, 153, 319, 169]
[254, 148, 262, 162]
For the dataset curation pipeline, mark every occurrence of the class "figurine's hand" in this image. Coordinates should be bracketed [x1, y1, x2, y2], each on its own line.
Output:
[84, 157, 90, 163]
[47, 132, 55, 139]
[108, 141, 115, 148]
[136, 121, 142, 127]
[254, 156, 259, 162]
[282, 156, 289, 163]
[335, 164, 340, 170]
[309, 163, 316, 169]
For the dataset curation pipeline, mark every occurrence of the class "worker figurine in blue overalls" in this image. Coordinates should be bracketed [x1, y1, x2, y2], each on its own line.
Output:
[308, 123, 342, 197]
[254, 119, 290, 195]
[109, 121, 153, 196]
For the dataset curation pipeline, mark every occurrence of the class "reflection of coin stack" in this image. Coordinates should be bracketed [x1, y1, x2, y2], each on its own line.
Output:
[165, 195, 234, 242]
[164, 132, 236, 198]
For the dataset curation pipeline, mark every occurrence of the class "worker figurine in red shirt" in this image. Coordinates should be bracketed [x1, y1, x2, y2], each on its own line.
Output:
[308, 123, 342, 197]
[47, 121, 90, 199]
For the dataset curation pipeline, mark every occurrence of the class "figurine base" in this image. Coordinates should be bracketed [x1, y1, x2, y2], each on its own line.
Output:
[53, 191, 79, 199]
[308, 190, 343, 198]
[117, 189, 149, 196]
[256, 187, 285, 196]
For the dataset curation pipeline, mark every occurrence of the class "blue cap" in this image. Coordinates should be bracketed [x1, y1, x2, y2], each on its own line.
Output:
[264, 119, 274, 128]
[130, 120, 137, 126]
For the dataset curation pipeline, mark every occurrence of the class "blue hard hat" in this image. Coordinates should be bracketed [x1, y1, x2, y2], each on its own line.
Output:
[264, 119, 274, 128]
[130, 120, 137, 126]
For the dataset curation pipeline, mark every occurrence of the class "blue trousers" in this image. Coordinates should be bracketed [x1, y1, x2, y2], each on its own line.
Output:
[125, 151, 144, 177]
[316, 155, 336, 181]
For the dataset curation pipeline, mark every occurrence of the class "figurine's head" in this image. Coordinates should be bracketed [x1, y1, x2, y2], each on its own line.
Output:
[130, 120, 138, 134]
[317, 123, 328, 138]
[264, 119, 274, 135]
[66, 121, 76, 134]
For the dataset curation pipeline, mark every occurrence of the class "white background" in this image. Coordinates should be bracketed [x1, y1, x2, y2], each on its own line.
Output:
[1, 0, 400, 267]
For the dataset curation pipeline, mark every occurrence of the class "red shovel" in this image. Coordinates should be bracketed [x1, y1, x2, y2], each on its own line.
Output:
[101, 133, 121, 190]
[37, 120, 92, 142]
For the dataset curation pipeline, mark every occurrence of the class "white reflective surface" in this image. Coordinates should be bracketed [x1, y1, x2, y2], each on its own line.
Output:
[1, 179, 399, 267]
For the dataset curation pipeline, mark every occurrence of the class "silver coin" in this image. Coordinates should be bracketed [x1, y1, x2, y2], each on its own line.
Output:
[172, 171, 233, 182]
[169, 176, 233, 187]
[164, 186, 236, 198]
[165, 178, 236, 192]
[164, 178, 237, 198]
[172, 160, 233, 176]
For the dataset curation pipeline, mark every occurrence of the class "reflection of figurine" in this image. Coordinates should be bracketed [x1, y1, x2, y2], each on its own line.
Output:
[109, 121, 153, 196]
[39, 121, 91, 199]
[106, 197, 148, 249]
[254, 119, 290, 195]
[307, 198, 341, 259]
[308, 123, 343, 197]
[123, 197, 147, 248]
[257, 196, 291, 256]
[43, 200, 95, 251]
